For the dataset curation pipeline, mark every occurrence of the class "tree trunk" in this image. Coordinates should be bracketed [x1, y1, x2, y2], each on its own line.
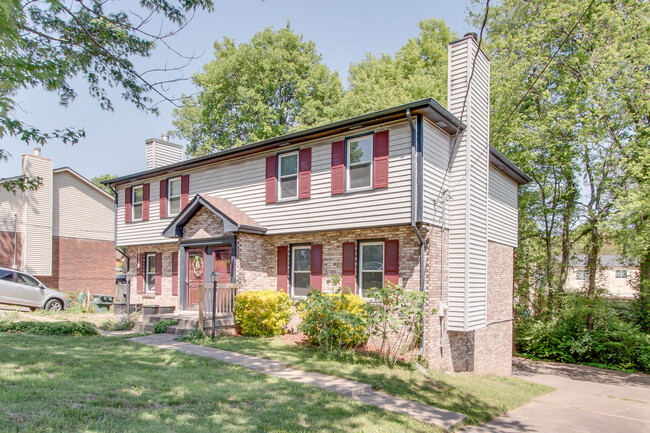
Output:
[586, 224, 600, 331]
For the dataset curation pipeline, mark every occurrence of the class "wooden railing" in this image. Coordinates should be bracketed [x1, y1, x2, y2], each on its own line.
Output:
[198, 283, 239, 317]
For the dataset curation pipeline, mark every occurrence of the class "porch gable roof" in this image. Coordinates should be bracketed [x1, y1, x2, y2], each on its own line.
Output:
[162, 194, 267, 238]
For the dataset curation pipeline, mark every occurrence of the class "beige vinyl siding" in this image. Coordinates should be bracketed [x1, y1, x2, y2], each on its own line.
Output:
[422, 118, 453, 224]
[0, 188, 23, 233]
[53, 171, 114, 242]
[146, 140, 184, 170]
[21, 154, 53, 276]
[488, 167, 519, 247]
[116, 120, 413, 247]
[446, 37, 490, 332]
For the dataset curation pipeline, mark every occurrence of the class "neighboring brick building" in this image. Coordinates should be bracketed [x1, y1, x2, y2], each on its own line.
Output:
[106, 34, 530, 375]
[0, 150, 115, 295]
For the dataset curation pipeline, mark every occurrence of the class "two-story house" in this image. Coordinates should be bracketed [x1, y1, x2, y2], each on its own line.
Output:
[105, 34, 530, 375]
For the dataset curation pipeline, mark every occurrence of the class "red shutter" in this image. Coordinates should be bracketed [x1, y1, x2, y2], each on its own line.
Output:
[159, 180, 167, 219]
[137, 253, 144, 294]
[310, 244, 323, 291]
[180, 175, 190, 209]
[277, 246, 288, 292]
[125, 187, 132, 223]
[142, 183, 150, 221]
[266, 155, 277, 204]
[384, 240, 399, 284]
[342, 242, 356, 293]
[155, 253, 162, 295]
[299, 147, 312, 199]
[373, 130, 389, 189]
[331, 140, 345, 195]
[171, 251, 179, 296]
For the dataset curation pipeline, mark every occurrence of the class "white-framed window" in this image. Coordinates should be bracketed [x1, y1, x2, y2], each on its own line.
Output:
[278, 151, 299, 201]
[346, 134, 373, 192]
[291, 246, 311, 298]
[359, 241, 384, 297]
[575, 269, 589, 281]
[615, 269, 628, 279]
[168, 177, 182, 216]
[132, 185, 144, 221]
[145, 253, 156, 293]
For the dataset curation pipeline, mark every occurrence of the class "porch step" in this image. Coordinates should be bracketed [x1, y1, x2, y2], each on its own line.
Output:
[134, 314, 236, 335]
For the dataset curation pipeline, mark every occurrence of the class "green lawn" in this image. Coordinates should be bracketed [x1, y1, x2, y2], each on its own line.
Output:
[192, 336, 553, 425]
[1, 334, 450, 433]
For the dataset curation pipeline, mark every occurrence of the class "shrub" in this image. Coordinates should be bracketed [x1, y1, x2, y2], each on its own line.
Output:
[298, 287, 368, 354]
[176, 328, 206, 342]
[234, 290, 292, 337]
[153, 319, 177, 334]
[0, 321, 98, 336]
[100, 318, 135, 331]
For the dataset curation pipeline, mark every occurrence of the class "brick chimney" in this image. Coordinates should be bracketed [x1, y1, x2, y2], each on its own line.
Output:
[145, 133, 184, 170]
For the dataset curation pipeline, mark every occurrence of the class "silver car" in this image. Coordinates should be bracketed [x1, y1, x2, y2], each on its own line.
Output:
[0, 267, 71, 311]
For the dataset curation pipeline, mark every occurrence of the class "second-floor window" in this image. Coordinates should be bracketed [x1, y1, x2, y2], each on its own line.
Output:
[279, 152, 298, 200]
[132, 185, 144, 221]
[168, 177, 182, 215]
[347, 134, 373, 191]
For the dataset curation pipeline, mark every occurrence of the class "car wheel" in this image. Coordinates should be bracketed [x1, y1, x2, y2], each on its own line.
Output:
[29, 307, 37, 312]
[45, 299, 63, 312]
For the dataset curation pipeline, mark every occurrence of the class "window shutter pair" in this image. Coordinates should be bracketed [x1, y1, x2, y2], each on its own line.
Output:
[160, 174, 190, 218]
[137, 253, 145, 294]
[266, 149, 312, 203]
[123, 184, 151, 222]
[341, 239, 399, 293]
[331, 130, 389, 195]
[276, 244, 323, 292]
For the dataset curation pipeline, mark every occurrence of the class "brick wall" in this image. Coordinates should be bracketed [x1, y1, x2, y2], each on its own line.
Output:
[0, 230, 21, 269]
[124, 243, 181, 308]
[36, 236, 115, 295]
[184, 208, 224, 239]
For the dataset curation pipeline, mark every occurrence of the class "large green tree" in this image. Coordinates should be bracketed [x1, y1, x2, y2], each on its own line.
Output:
[172, 25, 343, 157]
[478, 0, 649, 325]
[333, 19, 455, 119]
[1, 0, 214, 192]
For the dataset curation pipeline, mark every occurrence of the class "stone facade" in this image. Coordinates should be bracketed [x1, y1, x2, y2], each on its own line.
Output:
[124, 243, 181, 308]
[184, 208, 224, 239]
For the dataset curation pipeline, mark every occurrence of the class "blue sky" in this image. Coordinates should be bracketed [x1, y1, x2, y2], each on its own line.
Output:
[2, 0, 477, 181]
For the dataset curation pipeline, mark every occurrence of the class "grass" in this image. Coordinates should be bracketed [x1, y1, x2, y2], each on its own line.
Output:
[0, 334, 454, 433]
[191, 335, 553, 425]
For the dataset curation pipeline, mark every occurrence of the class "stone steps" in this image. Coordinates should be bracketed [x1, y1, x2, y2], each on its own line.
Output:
[134, 313, 237, 336]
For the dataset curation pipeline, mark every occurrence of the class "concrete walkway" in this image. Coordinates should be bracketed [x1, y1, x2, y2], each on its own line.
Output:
[461, 358, 650, 433]
[129, 333, 467, 430]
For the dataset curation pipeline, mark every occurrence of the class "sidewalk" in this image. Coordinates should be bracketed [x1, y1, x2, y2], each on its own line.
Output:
[130, 333, 467, 431]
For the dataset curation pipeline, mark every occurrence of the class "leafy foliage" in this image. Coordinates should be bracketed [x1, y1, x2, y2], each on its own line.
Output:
[173, 24, 343, 157]
[515, 295, 650, 373]
[90, 173, 117, 196]
[153, 319, 177, 334]
[298, 285, 368, 355]
[176, 327, 206, 342]
[99, 318, 135, 331]
[1, 0, 214, 191]
[0, 320, 98, 336]
[234, 290, 292, 337]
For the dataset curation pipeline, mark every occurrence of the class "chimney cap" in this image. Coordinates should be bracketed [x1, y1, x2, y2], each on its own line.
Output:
[161, 132, 169, 141]
[464, 32, 478, 41]
[33, 147, 41, 156]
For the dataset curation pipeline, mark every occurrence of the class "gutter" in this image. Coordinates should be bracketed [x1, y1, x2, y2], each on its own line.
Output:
[406, 109, 427, 358]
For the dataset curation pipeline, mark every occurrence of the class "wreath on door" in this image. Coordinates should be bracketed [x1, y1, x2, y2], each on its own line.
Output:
[190, 254, 204, 278]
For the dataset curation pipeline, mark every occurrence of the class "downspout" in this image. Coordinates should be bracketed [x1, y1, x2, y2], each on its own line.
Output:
[406, 109, 427, 357]
[109, 184, 129, 274]
[437, 191, 449, 348]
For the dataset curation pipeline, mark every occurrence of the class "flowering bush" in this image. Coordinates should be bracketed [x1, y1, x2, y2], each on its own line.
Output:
[234, 290, 292, 337]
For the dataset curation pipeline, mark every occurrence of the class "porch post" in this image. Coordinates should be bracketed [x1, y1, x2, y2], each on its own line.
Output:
[179, 246, 187, 310]
[231, 236, 237, 283]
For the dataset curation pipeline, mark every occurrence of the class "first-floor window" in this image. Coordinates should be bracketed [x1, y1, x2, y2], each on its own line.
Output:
[145, 253, 156, 293]
[291, 246, 311, 297]
[360, 241, 384, 297]
[575, 269, 589, 281]
[615, 269, 628, 279]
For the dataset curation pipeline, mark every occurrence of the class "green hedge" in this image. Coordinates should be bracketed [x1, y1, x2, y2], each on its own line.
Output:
[154, 319, 177, 334]
[0, 321, 98, 336]
[234, 290, 292, 337]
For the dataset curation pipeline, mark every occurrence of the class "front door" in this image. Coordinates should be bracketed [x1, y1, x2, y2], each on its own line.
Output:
[186, 248, 205, 309]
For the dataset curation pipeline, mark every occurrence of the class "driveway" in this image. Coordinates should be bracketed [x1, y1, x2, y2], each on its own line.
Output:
[462, 358, 650, 433]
